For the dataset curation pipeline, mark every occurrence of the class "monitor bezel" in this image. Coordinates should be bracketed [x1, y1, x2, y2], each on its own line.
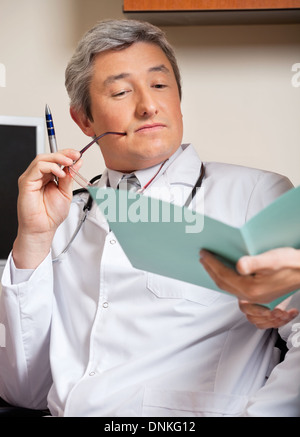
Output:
[0, 115, 45, 280]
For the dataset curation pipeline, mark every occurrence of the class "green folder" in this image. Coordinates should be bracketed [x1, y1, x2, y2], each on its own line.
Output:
[88, 185, 300, 310]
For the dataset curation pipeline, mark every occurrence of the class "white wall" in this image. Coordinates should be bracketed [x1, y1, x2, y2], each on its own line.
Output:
[170, 24, 300, 186]
[0, 0, 299, 186]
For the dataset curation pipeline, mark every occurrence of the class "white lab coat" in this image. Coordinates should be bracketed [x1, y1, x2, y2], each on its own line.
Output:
[0, 144, 298, 417]
[244, 290, 300, 417]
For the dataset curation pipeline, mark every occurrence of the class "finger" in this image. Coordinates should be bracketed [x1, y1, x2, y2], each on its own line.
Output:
[237, 248, 300, 275]
[199, 251, 230, 279]
[55, 158, 83, 196]
[200, 251, 251, 297]
[239, 300, 299, 329]
[200, 257, 237, 293]
[241, 307, 285, 329]
[20, 152, 75, 182]
[238, 301, 271, 317]
[26, 149, 80, 171]
[200, 251, 238, 286]
[20, 160, 71, 186]
[288, 308, 300, 319]
[246, 315, 288, 329]
[239, 300, 298, 319]
[246, 311, 298, 329]
[20, 149, 82, 187]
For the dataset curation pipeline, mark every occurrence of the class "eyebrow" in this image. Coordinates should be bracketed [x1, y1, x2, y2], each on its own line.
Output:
[103, 64, 171, 87]
[149, 64, 170, 75]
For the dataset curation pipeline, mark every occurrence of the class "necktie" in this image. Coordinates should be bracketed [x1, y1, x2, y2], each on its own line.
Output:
[118, 174, 141, 192]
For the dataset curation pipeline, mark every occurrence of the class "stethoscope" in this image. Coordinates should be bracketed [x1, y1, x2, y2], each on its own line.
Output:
[52, 162, 205, 262]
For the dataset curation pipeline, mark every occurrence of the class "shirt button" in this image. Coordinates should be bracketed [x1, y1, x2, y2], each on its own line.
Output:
[110, 239, 116, 245]
[102, 302, 109, 308]
[89, 371, 95, 376]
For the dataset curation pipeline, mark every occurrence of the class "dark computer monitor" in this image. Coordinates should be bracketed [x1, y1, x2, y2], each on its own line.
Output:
[0, 115, 45, 278]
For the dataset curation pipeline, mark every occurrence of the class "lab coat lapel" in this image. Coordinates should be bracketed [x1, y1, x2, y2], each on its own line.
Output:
[147, 144, 203, 206]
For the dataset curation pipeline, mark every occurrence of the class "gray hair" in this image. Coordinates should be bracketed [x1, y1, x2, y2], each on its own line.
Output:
[65, 19, 182, 121]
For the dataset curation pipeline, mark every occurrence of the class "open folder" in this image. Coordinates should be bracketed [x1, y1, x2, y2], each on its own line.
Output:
[88, 185, 300, 310]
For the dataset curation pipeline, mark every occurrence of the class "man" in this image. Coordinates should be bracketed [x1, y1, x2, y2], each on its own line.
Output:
[0, 19, 299, 417]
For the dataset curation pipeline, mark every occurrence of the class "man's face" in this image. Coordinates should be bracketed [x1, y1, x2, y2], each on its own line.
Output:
[77, 41, 183, 173]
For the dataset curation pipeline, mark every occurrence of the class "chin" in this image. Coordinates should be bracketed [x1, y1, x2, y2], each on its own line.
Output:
[142, 143, 177, 160]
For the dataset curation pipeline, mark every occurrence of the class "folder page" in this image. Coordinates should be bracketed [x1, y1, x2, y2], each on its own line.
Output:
[88, 186, 300, 310]
[242, 185, 300, 256]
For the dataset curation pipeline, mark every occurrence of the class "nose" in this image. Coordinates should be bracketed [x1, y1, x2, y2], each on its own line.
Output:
[135, 88, 158, 118]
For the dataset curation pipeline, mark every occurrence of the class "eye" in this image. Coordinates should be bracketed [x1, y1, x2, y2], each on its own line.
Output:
[112, 89, 131, 98]
[153, 83, 167, 89]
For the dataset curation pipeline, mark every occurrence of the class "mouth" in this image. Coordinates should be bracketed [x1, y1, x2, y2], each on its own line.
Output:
[135, 123, 166, 133]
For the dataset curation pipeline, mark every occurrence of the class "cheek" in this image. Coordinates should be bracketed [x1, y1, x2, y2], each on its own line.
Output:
[162, 95, 182, 120]
[170, 106, 183, 135]
[95, 108, 130, 132]
[90, 98, 115, 124]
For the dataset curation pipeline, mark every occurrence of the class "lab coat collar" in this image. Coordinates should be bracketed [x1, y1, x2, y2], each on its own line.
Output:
[164, 143, 202, 187]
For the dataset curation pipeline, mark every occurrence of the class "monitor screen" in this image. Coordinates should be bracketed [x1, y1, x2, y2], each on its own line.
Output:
[0, 115, 45, 279]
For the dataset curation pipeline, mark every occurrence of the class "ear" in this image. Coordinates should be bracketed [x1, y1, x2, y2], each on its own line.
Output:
[70, 107, 95, 137]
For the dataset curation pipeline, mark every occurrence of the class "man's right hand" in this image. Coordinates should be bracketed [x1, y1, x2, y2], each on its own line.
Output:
[12, 149, 81, 269]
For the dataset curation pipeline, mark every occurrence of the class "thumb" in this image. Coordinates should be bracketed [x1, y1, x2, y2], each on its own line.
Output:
[237, 248, 300, 275]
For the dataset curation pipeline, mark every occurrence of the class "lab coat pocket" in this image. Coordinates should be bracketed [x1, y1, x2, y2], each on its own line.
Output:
[147, 273, 221, 306]
[142, 387, 248, 417]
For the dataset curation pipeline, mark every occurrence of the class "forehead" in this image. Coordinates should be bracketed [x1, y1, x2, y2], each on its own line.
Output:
[92, 42, 173, 81]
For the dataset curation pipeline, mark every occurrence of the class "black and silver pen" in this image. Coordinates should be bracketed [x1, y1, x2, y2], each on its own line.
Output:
[45, 104, 59, 183]
[45, 104, 58, 153]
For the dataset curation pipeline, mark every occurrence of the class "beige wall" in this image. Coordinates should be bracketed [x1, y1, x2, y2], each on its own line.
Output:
[0, 0, 299, 186]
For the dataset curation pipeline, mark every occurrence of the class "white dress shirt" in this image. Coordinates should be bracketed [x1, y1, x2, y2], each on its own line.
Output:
[0, 144, 297, 417]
